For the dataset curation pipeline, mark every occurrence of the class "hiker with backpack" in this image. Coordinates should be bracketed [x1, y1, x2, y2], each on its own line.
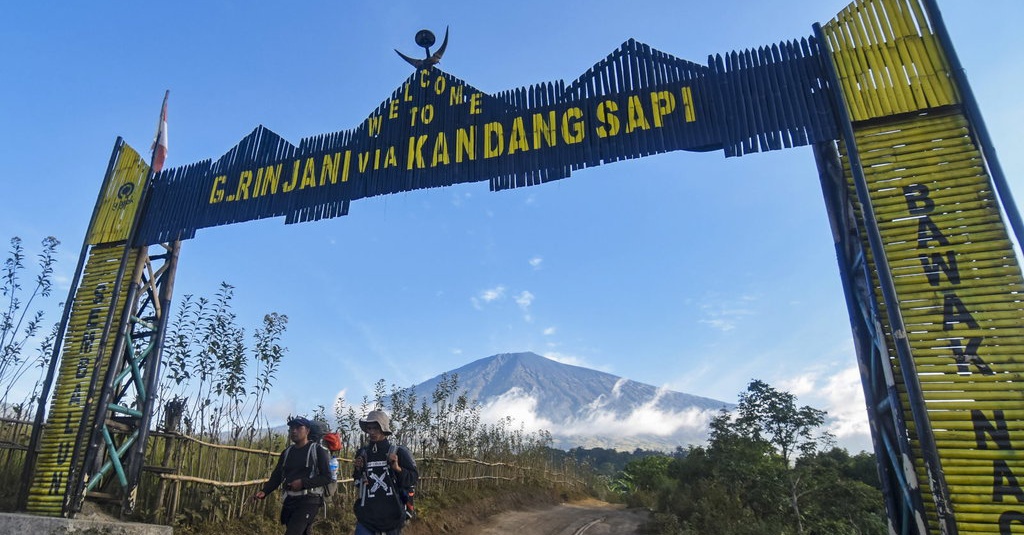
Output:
[253, 416, 332, 535]
[352, 410, 418, 535]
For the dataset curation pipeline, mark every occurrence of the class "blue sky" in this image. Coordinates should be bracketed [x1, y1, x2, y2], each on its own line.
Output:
[3, 1, 1022, 453]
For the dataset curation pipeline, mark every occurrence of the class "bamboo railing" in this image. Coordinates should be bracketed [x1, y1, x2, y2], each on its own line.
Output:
[0, 418, 586, 526]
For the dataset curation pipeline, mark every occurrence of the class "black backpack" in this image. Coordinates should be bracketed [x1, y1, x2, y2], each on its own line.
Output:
[388, 444, 416, 519]
[308, 420, 329, 443]
[282, 442, 338, 498]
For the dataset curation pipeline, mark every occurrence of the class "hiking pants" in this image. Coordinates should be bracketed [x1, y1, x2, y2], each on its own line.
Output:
[354, 522, 402, 535]
[281, 495, 322, 535]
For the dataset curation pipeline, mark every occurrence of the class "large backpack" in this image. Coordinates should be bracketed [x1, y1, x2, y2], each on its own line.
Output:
[388, 444, 416, 519]
[308, 420, 343, 452]
[282, 442, 338, 498]
[308, 420, 328, 442]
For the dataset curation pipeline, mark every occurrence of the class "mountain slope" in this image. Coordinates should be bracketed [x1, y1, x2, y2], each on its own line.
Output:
[409, 352, 733, 451]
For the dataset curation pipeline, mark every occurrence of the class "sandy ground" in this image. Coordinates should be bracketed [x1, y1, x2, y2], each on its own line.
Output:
[452, 498, 650, 535]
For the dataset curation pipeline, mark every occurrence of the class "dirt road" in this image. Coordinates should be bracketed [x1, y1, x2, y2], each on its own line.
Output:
[454, 499, 650, 535]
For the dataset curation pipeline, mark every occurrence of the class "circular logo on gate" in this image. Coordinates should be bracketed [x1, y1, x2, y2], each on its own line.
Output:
[113, 182, 136, 210]
[117, 182, 135, 199]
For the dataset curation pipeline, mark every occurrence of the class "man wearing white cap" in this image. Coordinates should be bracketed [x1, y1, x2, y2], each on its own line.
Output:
[352, 410, 419, 535]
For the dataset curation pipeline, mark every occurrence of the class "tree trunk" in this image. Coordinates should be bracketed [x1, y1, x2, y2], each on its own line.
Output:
[789, 481, 803, 535]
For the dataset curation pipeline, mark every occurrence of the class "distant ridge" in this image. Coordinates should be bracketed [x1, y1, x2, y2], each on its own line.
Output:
[409, 352, 733, 451]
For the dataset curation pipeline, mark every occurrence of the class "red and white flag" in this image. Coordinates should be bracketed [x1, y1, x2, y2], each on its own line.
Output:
[151, 90, 169, 173]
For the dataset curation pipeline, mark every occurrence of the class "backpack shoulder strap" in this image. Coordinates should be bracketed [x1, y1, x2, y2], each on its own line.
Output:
[305, 442, 319, 478]
[385, 444, 399, 479]
[313, 444, 330, 476]
[385, 443, 406, 512]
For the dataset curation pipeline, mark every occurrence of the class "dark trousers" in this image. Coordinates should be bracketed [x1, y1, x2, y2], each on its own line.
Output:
[354, 523, 401, 535]
[281, 495, 322, 535]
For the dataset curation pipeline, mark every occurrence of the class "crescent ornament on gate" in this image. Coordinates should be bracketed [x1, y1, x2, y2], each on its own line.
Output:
[395, 26, 449, 69]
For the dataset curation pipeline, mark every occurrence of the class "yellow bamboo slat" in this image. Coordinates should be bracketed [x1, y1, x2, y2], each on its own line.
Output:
[904, 0, 957, 104]
[853, 3, 896, 115]
[946, 479, 1024, 494]
[884, 240, 1014, 263]
[908, 419, 1015, 433]
[887, 250, 1016, 273]
[919, 381, 1024, 395]
[958, 525, 1019, 535]
[831, 28, 1019, 528]
[88, 142, 150, 246]
[901, 309, 1024, 327]
[909, 266, 1007, 289]
[24, 245, 138, 516]
[822, 0, 958, 122]
[913, 361, 1024, 372]
[868, 0, 915, 111]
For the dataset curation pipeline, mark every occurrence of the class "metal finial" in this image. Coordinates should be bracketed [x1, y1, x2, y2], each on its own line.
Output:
[396, 27, 449, 69]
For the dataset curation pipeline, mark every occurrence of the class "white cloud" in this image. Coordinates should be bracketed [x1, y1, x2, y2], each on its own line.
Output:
[697, 294, 758, 332]
[543, 326, 556, 336]
[471, 285, 506, 309]
[777, 365, 872, 452]
[560, 405, 715, 438]
[545, 351, 598, 369]
[699, 318, 738, 332]
[529, 256, 543, 269]
[264, 395, 299, 424]
[479, 388, 556, 431]
[777, 373, 818, 398]
[611, 378, 628, 398]
[478, 385, 717, 440]
[819, 366, 870, 441]
[54, 273, 72, 291]
[482, 286, 505, 302]
[515, 290, 534, 323]
[332, 389, 348, 418]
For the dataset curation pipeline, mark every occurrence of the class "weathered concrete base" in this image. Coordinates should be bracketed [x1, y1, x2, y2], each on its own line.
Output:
[0, 512, 172, 534]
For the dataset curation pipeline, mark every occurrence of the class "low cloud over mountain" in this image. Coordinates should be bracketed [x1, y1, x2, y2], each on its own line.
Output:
[409, 352, 733, 451]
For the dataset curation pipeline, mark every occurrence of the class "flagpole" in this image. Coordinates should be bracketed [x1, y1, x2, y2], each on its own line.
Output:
[124, 89, 181, 512]
[151, 90, 169, 174]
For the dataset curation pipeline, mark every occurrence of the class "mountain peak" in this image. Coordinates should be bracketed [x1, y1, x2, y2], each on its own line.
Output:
[411, 352, 733, 451]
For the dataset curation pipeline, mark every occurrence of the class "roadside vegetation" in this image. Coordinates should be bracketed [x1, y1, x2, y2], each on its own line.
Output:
[608, 380, 887, 535]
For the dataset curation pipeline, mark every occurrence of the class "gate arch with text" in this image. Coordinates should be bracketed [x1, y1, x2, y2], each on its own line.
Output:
[20, 0, 1024, 533]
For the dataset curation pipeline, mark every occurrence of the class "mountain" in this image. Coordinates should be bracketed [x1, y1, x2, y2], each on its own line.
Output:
[408, 352, 733, 451]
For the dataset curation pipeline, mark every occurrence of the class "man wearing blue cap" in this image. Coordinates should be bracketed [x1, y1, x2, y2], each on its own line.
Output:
[253, 416, 332, 535]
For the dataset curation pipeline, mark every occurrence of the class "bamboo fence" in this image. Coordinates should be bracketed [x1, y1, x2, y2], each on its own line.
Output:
[0, 418, 585, 526]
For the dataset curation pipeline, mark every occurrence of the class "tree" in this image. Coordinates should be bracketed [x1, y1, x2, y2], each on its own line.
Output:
[734, 379, 833, 465]
[613, 455, 674, 509]
[247, 312, 287, 437]
[0, 236, 60, 414]
[797, 448, 887, 535]
[156, 282, 288, 442]
[730, 379, 836, 534]
[641, 381, 885, 535]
